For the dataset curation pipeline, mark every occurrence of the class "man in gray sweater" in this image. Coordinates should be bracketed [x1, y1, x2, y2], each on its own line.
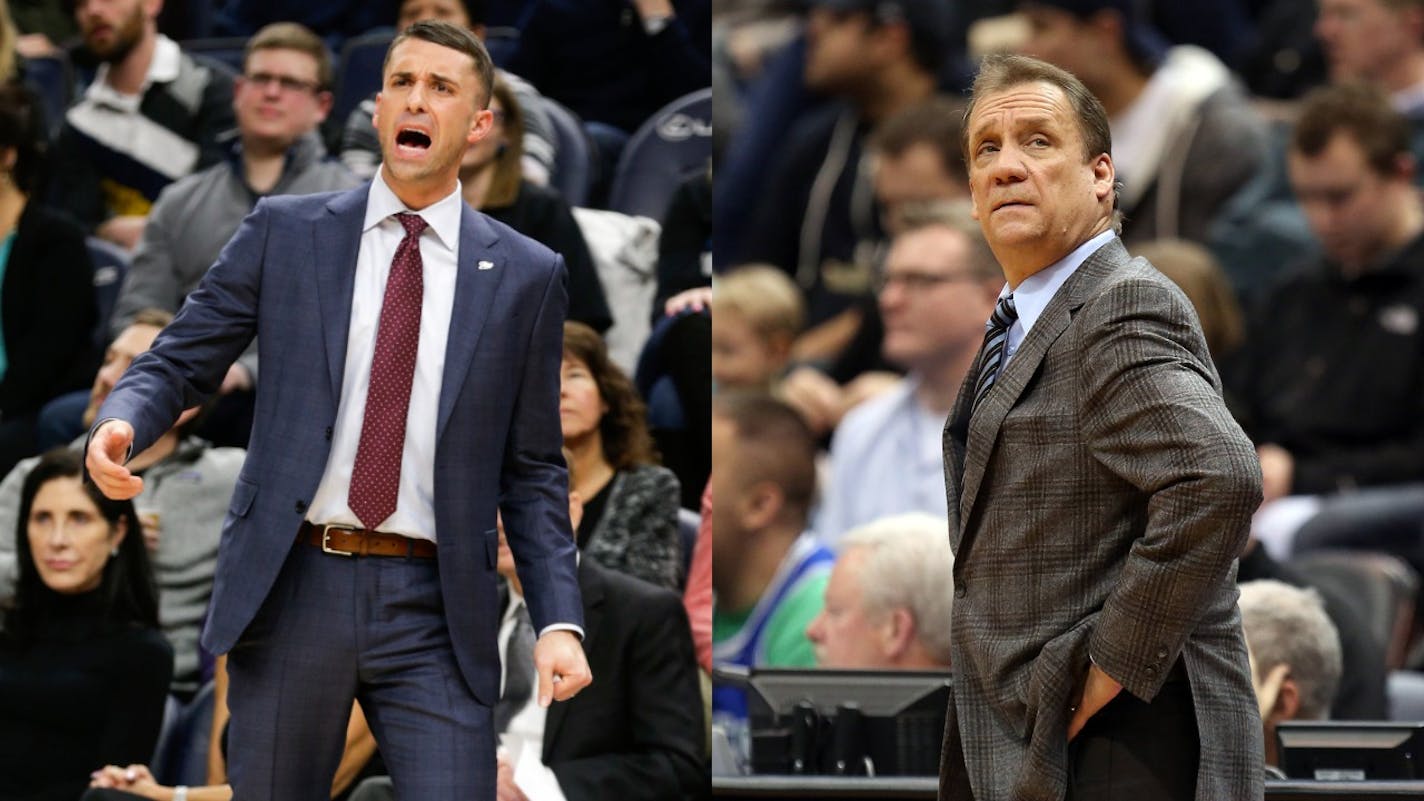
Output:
[108, 21, 359, 447]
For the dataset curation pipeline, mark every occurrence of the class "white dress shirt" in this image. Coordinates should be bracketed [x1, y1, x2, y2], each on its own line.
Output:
[1002, 230, 1117, 365]
[307, 171, 463, 542]
[498, 591, 569, 801]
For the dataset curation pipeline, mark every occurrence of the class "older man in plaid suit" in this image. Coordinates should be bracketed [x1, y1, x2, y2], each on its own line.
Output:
[940, 54, 1264, 801]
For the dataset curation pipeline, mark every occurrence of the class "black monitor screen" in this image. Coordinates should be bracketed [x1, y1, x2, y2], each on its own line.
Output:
[1277, 721, 1424, 780]
[739, 668, 952, 777]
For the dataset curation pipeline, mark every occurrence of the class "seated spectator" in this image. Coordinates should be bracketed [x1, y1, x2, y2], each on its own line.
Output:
[460, 77, 611, 333]
[1316, 0, 1424, 122]
[0, 448, 171, 801]
[0, 310, 244, 699]
[499, 451, 702, 800]
[868, 96, 970, 235]
[806, 512, 953, 669]
[48, 0, 235, 250]
[653, 164, 712, 317]
[85, 655, 381, 801]
[108, 22, 360, 449]
[780, 95, 972, 406]
[1238, 539, 1388, 720]
[711, 265, 803, 392]
[815, 204, 1001, 542]
[1234, 83, 1424, 503]
[1017, 0, 1268, 245]
[732, 0, 948, 366]
[340, 0, 560, 187]
[561, 321, 681, 589]
[0, 82, 99, 478]
[712, 392, 833, 721]
[1238, 579, 1344, 767]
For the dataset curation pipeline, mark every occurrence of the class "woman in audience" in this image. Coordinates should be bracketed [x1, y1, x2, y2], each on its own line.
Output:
[0, 81, 98, 477]
[0, 448, 170, 801]
[460, 76, 612, 334]
[561, 321, 682, 589]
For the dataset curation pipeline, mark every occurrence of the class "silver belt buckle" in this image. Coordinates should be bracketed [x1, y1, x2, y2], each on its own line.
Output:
[320, 523, 358, 556]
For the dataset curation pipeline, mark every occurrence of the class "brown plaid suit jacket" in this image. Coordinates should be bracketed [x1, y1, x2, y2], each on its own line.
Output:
[939, 238, 1264, 801]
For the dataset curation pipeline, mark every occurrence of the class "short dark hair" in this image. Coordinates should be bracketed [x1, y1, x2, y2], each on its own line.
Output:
[1292, 83, 1412, 178]
[713, 391, 818, 520]
[245, 22, 334, 91]
[384, 19, 494, 107]
[870, 95, 968, 185]
[962, 53, 1112, 167]
[0, 82, 48, 195]
[3, 449, 159, 646]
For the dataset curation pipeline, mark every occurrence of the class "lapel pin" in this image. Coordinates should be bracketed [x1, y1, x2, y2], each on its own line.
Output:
[477, 260, 495, 271]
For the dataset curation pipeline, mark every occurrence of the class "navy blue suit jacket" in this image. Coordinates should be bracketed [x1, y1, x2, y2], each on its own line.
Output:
[95, 183, 584, 706]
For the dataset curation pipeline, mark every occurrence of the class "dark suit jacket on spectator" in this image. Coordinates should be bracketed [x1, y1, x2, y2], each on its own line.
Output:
[544, 559, 704, 801]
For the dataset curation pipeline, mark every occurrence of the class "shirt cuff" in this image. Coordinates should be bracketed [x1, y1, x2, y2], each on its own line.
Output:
[539, 622, 584, 640]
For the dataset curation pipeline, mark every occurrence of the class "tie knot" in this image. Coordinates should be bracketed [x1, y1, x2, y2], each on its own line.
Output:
[395, 212, 427, 237]
[987, 293, 1018, 332]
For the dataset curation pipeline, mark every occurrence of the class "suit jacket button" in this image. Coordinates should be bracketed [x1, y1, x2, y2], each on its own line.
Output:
[1145, 665, 1157, 676]
[295, 500, 308, 514]
[954, 585, 966, 599]
[324, 426, 333, 441]
[1156, 649, 1168, 659]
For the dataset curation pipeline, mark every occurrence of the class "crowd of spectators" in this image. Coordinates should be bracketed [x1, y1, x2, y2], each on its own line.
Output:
[0, 0, 710, 798]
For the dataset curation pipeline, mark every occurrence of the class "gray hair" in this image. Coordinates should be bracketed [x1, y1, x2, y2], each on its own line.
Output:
[1238, 580, 1343, 720]
[838, 512, 955, 665]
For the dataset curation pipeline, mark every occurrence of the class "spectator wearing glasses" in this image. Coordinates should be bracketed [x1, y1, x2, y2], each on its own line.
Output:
[104, 22, 358, 448]
[814, 203, 1001, 545]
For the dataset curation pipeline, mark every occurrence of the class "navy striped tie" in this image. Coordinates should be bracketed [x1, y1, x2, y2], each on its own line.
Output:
[972, 294, 1018, 412]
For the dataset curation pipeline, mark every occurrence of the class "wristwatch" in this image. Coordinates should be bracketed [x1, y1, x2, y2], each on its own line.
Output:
[173, 787, 189, 801]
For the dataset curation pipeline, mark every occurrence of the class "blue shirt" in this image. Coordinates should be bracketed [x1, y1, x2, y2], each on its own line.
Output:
[1002, 230, 1117, 365]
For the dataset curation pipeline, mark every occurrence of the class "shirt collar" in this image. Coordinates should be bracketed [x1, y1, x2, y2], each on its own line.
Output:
[363, 169, 464, 252]
[1003, 229, 1116, 336]
[87, 34, 182, 107]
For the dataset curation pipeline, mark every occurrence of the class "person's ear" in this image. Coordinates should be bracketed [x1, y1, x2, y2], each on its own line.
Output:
[741, 481, 785, 531]
[1274, 676, 1302, 723]
[881, 606, 915, 660]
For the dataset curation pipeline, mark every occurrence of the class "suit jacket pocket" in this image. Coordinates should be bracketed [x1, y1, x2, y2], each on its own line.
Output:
[228, 477, 257, 518]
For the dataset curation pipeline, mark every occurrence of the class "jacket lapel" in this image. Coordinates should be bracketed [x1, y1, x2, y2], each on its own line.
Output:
[955, 238, 1128, 545]
[544, 561, 603, 756]
[435, 206, 503, 442]
[314, 187, 368, 401]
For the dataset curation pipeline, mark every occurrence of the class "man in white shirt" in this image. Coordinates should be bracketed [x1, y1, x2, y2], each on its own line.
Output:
[85, 21, 590, 800]
[816, 203, 1001, 544]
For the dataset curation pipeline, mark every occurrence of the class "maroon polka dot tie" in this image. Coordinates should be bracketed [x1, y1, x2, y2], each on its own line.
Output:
[348, 212, 427, 529]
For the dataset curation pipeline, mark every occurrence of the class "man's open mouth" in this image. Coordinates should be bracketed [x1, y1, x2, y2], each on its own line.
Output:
[397, 128, 432, 149]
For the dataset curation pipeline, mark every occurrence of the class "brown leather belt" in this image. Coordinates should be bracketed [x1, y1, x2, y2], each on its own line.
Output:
[299, 521, 436, 559]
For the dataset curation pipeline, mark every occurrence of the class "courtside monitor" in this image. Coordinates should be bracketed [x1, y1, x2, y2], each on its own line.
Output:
[1277, 721, 1424, 780]
[739, 667, 951, 777]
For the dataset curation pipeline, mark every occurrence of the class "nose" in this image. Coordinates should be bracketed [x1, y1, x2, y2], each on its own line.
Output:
[805, 610, 825, 643]
[988, 143, 1029, 185]
[405, 80, 428, 112]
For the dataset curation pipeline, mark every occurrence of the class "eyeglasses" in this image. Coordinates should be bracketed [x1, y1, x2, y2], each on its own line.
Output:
[244, 72, 322, 94]
[874, 270, 980, 294]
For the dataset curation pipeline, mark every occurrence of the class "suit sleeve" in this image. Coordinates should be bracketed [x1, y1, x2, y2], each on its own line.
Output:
[550, 591, 705, 801]
[1079, 279, 1262, 702]
[92, 200, 267, 455]
[501, 253, 584, 633]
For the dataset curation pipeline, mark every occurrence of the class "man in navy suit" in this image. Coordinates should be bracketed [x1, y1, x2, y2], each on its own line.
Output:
[85, 20, 591, 800]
